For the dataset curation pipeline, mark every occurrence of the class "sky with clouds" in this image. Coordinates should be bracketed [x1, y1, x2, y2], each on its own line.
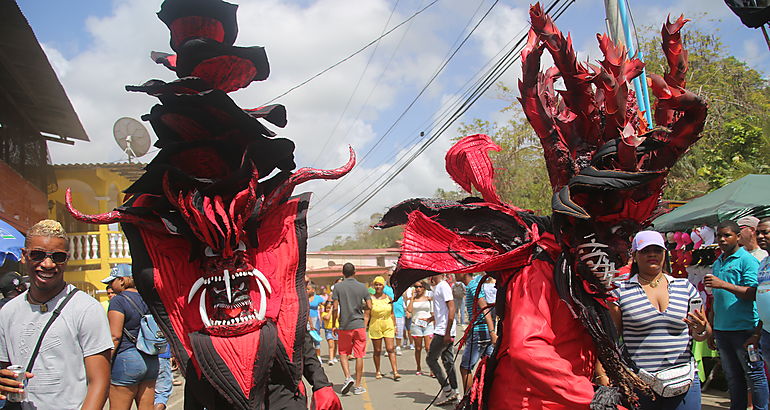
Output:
[17, 0, 769, 250]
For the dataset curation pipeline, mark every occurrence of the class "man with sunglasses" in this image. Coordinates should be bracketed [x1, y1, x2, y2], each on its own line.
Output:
[0, 219, 112, 409]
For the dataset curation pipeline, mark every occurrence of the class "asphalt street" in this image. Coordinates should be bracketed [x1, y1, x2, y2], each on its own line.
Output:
[109, 323, 731, 409]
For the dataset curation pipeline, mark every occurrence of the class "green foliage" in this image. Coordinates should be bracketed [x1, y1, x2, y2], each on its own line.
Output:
[457, 107, 552, 214]
[637, 21, 770, 198]
[320, 213, 403, 251]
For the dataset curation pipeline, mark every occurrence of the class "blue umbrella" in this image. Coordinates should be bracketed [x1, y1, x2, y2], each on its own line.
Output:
[0, 220, 24, 267]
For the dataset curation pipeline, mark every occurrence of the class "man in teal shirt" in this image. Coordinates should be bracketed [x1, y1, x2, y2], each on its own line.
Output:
[705, 220, 766, 410]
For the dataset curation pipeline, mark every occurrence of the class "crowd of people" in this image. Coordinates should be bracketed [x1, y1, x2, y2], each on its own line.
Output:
[0, 215, 769, 409]
[308, 215, 770, 410]
[310, 262, 497, 405]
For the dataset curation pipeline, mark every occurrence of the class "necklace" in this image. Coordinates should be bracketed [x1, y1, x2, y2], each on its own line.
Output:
[27, 292, 55, 313]
[639, 274, 663, 288]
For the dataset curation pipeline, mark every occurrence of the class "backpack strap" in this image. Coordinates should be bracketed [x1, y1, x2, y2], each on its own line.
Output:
[118, 292, 147, 344]
[26, 288, 79, 373]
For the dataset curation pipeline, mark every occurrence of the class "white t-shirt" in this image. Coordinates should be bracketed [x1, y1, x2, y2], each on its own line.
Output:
[483, 282, 497, 304]
[0, 285, 113, 409]
[749, 247, 769, 262]
[756, 257, 770, 332]
[432, 280, 455, 337]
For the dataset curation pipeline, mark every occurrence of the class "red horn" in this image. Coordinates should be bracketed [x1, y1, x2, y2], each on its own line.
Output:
[65, 188, 124, 224]
[261, 146, 356, 216]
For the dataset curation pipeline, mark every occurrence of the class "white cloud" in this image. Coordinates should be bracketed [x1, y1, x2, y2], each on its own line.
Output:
[35, 0, 768, 250]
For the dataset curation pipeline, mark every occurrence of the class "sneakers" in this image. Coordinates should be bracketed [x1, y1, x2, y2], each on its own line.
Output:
[327, 359, 334, 366]
[352, 386, 367, 395]
[436, 388, 458, 406]
[340, 377, 355, 394]
[396, 346, 403, 356]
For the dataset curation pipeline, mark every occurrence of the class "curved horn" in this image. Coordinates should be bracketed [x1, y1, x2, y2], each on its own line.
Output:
[261, 146, 356, 215]
[65, 188, 124, 224]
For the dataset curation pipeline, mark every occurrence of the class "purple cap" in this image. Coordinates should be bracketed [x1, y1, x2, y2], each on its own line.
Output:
[631, 231, 666, 252]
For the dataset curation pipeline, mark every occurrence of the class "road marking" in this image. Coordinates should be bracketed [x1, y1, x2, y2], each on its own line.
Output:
[361, 377, 374, 410]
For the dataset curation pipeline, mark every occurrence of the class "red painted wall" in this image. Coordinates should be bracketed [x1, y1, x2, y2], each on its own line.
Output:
[0, 160, 47, 233]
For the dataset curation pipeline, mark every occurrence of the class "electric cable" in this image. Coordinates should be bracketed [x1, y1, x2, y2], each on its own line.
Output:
[261, 0, 440, 106]
[310, 0, 505, 210]
[310, 0, 574, 238]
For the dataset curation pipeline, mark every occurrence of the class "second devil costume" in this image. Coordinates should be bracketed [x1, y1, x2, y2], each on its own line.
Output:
[376, 4, 706, 409]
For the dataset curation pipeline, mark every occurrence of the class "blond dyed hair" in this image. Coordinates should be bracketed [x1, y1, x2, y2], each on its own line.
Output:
[26, 219, 67, 247]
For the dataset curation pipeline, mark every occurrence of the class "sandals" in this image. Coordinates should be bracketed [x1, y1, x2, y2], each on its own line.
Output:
[375, 372, 383, 379]
[415, 371, 423, 376]
[393, 372, 401, 381]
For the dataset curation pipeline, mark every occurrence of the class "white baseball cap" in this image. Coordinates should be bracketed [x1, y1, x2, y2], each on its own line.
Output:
[631, 231, 666, 252]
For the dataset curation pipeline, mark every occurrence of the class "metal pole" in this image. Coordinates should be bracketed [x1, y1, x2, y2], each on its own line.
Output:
[614, 0, 654, 128]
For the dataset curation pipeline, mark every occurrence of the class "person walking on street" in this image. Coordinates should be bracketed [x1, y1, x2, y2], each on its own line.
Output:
[321, 300, 339, 365]
[368, 276, 401, 380]
[457, 272, 496, 395]
[407, 280, 433, 376]
[427, 274, 458, 405]
[105, 264, 159, 410]
[332, 263, 372, 395]
[705, 220, 767, 410]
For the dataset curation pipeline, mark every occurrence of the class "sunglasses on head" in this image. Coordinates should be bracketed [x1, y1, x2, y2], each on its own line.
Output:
[27, 250, 69, 264]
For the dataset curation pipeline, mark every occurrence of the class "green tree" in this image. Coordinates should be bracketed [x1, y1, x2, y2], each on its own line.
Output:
[636, 22, 770, 198]
[320, 213, 404, 250]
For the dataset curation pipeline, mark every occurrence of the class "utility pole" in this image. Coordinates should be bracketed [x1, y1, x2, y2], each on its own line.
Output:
[603, 0, 653, 128]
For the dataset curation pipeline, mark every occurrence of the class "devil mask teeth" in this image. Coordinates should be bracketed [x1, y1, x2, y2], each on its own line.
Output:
[188, 268, 272, 328]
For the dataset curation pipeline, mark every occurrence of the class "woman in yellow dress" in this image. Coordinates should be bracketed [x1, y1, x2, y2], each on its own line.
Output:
[368, 276, 401, 380]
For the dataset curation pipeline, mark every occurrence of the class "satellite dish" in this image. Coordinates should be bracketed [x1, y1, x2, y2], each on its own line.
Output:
[113, 117, 151, 162]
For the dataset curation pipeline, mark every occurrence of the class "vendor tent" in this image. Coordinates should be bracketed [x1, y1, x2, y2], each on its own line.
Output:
[652, 174, 770, 232]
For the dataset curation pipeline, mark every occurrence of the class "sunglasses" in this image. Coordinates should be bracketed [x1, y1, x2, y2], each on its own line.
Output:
[26, 250, 69, 264]
[414, 285, 424, 288]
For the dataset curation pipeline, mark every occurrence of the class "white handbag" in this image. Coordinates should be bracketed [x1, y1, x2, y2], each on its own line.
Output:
[637, 361, 695, 397]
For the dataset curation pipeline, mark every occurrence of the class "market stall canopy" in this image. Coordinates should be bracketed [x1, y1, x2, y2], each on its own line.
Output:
[652, 174, 770, 232]
[0, 219, 24, 267]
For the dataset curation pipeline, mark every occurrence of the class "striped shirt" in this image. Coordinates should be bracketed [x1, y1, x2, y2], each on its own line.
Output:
[464, 275, 488, 335]
[611, 274, 698, 372]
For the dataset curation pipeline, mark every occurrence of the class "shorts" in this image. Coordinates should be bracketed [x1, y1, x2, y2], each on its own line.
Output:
[325, 328, 338, 340]
[395, 317, 405, 339]
[411, 318, 434, 337]
[338, 328, 367, 358]
[405, 317, 412, 333]
[111, 348, 160, 386]
[368, 318, 395, 339]
[460, 332, 494, 370]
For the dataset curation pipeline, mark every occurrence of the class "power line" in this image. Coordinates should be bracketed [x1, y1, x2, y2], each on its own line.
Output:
[310, 0, 575, 238]
[310, 0, 502, 210]
[309, 0, 404, 168]
[261, 0, 440, 106]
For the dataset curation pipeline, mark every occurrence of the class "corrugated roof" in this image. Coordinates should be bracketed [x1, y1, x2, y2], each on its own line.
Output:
[0, 1, 89, 143]
[53, 162, 147, 182]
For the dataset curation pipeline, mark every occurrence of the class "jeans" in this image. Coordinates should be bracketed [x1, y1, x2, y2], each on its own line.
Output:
[111, 347, 159, 386]
[715, 329, 769, 410]
[426, 334, 457, 391]
[637, 376, 701, 410]
[155, 357, 173, 405]
[460, 331, 493, 370]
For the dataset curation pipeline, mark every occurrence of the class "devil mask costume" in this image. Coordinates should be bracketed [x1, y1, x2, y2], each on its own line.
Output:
[67, 1, 351, 408]
[376, 4, 706, 409]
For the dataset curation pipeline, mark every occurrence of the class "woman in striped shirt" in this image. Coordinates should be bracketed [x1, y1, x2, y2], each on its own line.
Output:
[599, 231, 711, 409]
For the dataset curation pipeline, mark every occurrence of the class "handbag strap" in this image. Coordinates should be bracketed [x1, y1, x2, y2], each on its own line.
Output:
[26, 288, 79, 373]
